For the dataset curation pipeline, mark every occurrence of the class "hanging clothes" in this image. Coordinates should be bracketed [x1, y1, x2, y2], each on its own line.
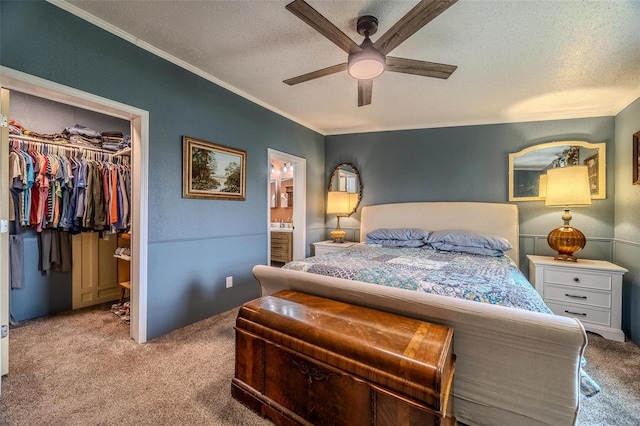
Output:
[8, 120, 131, 282]
[38, 229, 71, 273]
[9, 151, 25, 289]
[9, 137, 131, 235]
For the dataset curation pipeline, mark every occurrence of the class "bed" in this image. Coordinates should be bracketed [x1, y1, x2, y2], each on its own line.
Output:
[253, 202, 588, 426]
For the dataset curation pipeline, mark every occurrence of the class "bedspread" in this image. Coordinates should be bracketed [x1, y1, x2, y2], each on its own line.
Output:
[285, 244, 550, 313]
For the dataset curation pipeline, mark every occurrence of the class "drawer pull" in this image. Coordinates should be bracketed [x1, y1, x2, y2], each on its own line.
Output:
[565, 310, 587, 317]
[565, 293, 587, 300]
[573, 277, 580, 283]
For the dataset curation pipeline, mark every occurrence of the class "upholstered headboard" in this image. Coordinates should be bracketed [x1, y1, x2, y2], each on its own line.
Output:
[359, 202, 520, 266]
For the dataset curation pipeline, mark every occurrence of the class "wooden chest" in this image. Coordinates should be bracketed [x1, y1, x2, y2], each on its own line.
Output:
[232, 290, 456, 426]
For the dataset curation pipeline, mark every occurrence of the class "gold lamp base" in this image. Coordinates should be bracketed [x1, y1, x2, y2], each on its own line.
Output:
[547, 225, 586, 262]
[329, 228, 347, 243]
[329, 215, 347, 243]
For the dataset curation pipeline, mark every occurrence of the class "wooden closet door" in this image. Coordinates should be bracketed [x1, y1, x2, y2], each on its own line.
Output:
[72, 232, 120, 309]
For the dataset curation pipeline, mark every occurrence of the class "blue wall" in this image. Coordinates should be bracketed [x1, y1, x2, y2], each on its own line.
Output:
[0, 1, 325, 339]
[325, 118, 615, 246]
[613, 96, 640, 344]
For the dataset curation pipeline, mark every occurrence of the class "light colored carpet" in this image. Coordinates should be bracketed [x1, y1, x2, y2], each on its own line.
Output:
[579, 332, 640, 425]
[0, 304, 271, 426]
[0, 303, 638, 425]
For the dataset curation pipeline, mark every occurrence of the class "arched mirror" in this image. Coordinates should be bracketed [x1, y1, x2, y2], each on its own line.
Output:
[508, 141, 605, 201]
[328, 163, 362, 215]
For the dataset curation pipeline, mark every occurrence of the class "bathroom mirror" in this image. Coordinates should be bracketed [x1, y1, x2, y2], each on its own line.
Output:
[269, 179, 277, 208]
[328, 163, 362, 215]
[509, 141, 605, 201]
[280, 178, 293, 208]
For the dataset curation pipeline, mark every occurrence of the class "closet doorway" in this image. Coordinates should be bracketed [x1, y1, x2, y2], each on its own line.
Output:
[267, 149, 306, 265]
[0, 67, 149, 385]
[7, 91, 132, 313]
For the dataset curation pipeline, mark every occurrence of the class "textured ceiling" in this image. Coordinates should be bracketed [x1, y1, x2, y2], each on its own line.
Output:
[60, 0, 640, 135]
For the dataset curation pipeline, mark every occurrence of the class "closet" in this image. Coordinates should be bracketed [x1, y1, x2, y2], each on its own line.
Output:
[6, 90, 132, 325]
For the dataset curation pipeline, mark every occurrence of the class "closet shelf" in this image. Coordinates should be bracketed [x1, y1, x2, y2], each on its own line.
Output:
[116, 233, 131, 305]
[9, 133, 128, 156]
[113, 146, 131, 157]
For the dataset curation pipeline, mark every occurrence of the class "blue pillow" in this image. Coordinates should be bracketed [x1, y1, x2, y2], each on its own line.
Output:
[366, 228, 430, 247]
[425, 230, 512, 255]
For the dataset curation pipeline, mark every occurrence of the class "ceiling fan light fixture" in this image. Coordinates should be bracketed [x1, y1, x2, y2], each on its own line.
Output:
[348, 47, 385, 80]
[284, 1, 458, 105]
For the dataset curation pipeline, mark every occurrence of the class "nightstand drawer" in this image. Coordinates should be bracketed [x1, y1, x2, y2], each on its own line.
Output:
[546, 301, 611, 327]
[528, 255, 627, 342]
[544, 284, 611, 309]
[544, 269, 612, 291]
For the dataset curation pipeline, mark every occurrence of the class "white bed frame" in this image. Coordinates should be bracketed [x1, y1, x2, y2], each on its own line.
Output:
[360, 201, 520, 266]
[252, 202, 587, 426]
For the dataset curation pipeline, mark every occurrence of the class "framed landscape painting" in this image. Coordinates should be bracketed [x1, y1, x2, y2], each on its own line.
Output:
[183, 136, 246, 200]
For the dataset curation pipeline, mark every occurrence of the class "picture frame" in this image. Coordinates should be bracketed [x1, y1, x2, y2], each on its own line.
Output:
[634, 131, 640, 185]
[583, 153, 599, 194]
[182, 136, 246, 200]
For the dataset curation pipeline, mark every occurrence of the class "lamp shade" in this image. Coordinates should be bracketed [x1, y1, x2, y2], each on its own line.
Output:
[545, 166, 592, 207]
[327, 191, 358, 242]
[327, 191, 356, 215]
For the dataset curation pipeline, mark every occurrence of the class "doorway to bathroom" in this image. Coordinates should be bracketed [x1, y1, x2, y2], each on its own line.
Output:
[267, 149, 306, 266]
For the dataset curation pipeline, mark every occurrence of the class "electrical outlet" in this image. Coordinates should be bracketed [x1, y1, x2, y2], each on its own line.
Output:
[226, 276, 233, 288]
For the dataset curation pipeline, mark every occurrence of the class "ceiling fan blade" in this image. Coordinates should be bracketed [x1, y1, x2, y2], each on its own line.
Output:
[358, 79, 373, 107]
[386, 57, 457, 79]
[286, 0, 361, 54]
[373, 0, 458, 55]
[283, 63, 347, 86]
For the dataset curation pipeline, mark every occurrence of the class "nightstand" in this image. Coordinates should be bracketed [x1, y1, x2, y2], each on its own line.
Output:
[313, 240, 358, 256]
[527, 255, 628, 342]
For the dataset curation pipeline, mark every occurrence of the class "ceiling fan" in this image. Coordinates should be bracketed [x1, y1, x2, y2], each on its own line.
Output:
[283, 0, 458, 107]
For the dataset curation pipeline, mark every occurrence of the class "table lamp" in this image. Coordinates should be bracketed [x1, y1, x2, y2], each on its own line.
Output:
[544, 165, 592, 261]
[327, 191, 357, 242]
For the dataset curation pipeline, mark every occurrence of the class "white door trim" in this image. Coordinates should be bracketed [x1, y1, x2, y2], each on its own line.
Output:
[1, 88, 10, 389]
[0, 66, 149, 343]
[268, 149, 306, 261]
